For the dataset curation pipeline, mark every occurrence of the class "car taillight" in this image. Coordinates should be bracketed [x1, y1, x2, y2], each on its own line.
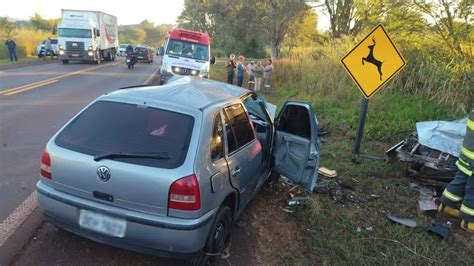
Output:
[40, 149, 52, 179]
[169, 174, 201, 211]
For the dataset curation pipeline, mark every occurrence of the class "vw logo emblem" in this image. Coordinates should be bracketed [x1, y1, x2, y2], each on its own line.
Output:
[97, 166, 111, 182]
[182, 69, 188, 74]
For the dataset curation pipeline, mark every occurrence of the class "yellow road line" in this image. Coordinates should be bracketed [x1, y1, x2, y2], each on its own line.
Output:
[0, 79, 59, 95]
[0, 60, 122, 96]
[4, 80, 59, 96]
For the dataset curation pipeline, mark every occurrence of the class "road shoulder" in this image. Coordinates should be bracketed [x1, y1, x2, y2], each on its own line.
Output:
[0, 207, 44, 266]
[0, 60, 58, 71]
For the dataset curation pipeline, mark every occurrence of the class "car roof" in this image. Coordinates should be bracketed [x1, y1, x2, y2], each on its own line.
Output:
[106, 76, 249, 110]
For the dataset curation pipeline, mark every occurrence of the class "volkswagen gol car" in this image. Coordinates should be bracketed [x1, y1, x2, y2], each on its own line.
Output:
[36, 76, 320, 264]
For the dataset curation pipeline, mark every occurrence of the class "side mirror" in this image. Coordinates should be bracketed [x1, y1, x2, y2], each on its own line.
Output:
[95, 29, 100, 37]
[210, 56, 216, 65]
[157, 47, 164, 56]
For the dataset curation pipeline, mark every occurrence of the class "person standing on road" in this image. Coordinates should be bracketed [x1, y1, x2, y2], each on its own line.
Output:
[246, 60, 255, 91]
[225, 54, 237, 84]
[4, 38, 18, 62]
[254, 61, 264, 92]
[44, 38, 53, 60]
[263, 59, 273, 94]
[438, 109, 474, 233]
[236, 55, 245, 87]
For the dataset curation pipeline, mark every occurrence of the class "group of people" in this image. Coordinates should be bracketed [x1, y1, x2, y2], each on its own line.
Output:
[225, 54, 273, 94]
[4, 38, 18, 62]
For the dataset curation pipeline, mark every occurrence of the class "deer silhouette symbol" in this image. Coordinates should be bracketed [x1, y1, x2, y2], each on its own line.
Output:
[362, 37, 383, 81]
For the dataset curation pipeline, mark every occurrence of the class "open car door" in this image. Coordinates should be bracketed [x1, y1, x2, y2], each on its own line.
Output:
[273, 101, 320, 192]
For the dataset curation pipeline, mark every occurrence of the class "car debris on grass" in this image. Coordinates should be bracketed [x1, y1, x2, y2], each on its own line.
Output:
[386, 117, 467, 187]
[386, 213, 417, 228]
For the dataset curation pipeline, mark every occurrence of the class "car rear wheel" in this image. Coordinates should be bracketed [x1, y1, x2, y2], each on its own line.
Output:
[191, 205, 232, 266]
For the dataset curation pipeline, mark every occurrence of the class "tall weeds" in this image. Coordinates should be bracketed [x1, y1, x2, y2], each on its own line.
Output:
[0, 28, 51, 59]
[277, 37, 472, 114]
[268, 36, 471, 140]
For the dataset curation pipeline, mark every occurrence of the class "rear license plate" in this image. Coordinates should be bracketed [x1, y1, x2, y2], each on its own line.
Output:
[72, 53, 79, 57]
[138, 56, 143, 59]
[126, 59, 130, 63]
[79, 210, 126, 237]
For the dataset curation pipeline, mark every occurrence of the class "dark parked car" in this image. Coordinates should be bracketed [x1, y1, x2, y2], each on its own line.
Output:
[134, 46, 153, 63]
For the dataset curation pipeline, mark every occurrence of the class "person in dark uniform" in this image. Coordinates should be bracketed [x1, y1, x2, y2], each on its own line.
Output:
[4, 38, 18, 62]
[438, 109, 474, 233]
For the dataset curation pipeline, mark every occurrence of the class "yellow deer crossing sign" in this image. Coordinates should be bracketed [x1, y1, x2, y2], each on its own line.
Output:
[341, 24, 406, 99]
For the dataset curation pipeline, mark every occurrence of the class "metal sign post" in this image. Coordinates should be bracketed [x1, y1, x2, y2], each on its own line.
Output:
[352, 97, 369, 162]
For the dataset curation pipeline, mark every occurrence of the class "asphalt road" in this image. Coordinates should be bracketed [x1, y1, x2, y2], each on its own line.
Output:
[0, 59, 256, 266]
[0, 59, 158, 222]
[0, 58, 160, 263]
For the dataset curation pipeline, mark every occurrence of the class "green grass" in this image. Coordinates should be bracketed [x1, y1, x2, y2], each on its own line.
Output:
[0, 56, 44, 65]
[210, 56, 473, 265]
[290, 134, 474, 264]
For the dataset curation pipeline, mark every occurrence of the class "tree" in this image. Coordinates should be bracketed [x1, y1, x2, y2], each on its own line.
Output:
[29, 12, 58, 33]
[144, 24, 173, 47]
[283, 9, 320, 54]
[119, 27, 147, 44]
[413, 0, 473, 58]
[0, 17, 16, 39]
[322, 0, 356, 38]
[265, 0, 308, 58]
[177, 0, 215, 37]
[177, 0, 269, 58]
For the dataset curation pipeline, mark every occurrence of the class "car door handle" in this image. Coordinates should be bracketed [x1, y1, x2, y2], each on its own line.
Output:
[231, 167, 241, 177]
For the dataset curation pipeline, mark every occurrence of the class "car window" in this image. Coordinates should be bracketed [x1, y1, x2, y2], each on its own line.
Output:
[224, 104, 254, 154]
[55, 101, 194, 169]
[277, 104, 311, 139]
[51, 39, 58, 44]
[211, 112, 224, 161]
[242, 94, 271, 124]
[166, 39, 209, 61]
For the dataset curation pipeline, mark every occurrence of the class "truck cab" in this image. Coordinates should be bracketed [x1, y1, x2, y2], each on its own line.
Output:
[58, 10, 118, 64]
[158, 29, 215, 84]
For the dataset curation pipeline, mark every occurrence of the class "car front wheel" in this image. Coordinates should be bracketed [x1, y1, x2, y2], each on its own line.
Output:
[191, 205, 232, 266]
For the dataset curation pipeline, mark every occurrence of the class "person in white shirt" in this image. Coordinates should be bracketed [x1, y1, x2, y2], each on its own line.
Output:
[263, 59, 273, 94]
[246, 60, 255, 91]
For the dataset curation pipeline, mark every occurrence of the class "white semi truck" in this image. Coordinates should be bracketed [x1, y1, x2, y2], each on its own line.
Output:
[58, 9, 118, 64]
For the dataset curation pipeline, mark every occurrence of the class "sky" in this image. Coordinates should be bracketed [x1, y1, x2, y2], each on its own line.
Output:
[1, 0, 185, 25]
[2, 0, 331, 31]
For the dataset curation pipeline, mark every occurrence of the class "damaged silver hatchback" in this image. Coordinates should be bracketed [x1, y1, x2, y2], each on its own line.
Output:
[36, 76, 320, 264]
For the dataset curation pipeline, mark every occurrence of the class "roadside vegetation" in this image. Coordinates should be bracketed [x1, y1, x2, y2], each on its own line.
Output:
[204, 1, 472, 263]
[210, 54, 473, 263]
[0, 15, 172, 62]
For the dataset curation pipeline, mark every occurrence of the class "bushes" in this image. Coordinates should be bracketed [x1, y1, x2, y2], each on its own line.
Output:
[389, 45, 473, 113]
[279, 35, 472, 114]
[0, 45, 26, 59]
[14, 28, 51, 56]
[267, 35, 469, 140]
[0, 28, 52, 59]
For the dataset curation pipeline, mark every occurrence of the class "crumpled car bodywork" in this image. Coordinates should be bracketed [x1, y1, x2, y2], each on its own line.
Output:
[386, 118, 467, 187]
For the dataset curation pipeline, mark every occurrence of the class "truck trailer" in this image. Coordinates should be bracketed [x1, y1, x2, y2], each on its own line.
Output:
[58, 9, 118, 64]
